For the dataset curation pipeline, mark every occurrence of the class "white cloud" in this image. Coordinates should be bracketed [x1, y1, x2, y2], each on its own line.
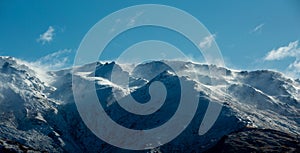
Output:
[32, 49, 72, 70]
[288, 60, 300, 73]
[37, 26, 55, 44]
[15, 49, 71, 83]
[287, 60, 300, 78]
[199, 34, 216, 50]
[251, 23, 264, 33]
[264, 41, 299, 61]
[264, 40, 300, 78]
[289, 60, 300, 69]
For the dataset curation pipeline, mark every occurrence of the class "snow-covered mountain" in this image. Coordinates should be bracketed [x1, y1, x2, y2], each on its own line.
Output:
[0, 56, 299, 152]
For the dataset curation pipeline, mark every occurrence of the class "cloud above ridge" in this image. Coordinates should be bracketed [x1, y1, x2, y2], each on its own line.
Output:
[199, 34, 216, 50]
[264, 40, 300, 78]
[37, 26, 55, 45]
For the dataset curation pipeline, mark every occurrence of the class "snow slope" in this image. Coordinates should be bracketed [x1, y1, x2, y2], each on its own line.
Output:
[0, 56, 299, 152]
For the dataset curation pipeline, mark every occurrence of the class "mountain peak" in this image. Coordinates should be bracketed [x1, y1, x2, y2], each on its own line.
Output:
[0, 58, 299, 152]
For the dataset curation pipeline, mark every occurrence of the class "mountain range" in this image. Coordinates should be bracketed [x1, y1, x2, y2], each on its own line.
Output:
[0, 56, 299, 152]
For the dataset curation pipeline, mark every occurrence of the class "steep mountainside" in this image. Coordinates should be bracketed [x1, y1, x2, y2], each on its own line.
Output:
[0, 56, 299, 152]
[205, 128, 300, 153]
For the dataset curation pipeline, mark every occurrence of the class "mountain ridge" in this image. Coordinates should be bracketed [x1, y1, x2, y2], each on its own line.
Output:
[0, 56, 299, 152]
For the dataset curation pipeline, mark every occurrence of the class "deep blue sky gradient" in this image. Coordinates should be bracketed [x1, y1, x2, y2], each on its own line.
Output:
[0, 0, 300, 72]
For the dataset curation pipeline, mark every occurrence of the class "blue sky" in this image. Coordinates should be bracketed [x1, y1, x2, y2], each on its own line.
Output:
[1, 0, 300, 77]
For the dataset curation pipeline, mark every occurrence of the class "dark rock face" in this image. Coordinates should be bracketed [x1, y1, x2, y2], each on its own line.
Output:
[0, 138, 45, 153]
[205, 128, 300, 153]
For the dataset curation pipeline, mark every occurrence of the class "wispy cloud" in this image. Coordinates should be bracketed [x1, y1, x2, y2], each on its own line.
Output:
[199, 34, 216, 50]
[264, 40, 300, 78]
[37, 26, 55, 44]
[264, 41, 299, 60]
[289, 60, 300, 70]
[16, 49, 72, 83]
[33, 49, 72, 70]
[250, 23, 264, 34]
[287, 59, 300, 78]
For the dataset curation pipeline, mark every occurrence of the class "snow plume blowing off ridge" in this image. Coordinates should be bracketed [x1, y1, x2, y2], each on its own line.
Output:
[0, 56, 299, 152]
[15, 49, 73, 84]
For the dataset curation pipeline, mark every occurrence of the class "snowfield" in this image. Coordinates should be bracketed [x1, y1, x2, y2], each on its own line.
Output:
[0, 56, 299, 152]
